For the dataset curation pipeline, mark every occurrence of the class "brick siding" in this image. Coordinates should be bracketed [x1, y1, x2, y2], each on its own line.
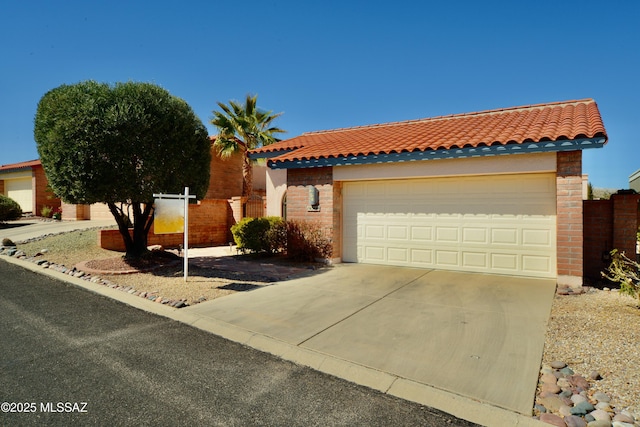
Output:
[286, 167, 338, 257]
[204, 148, 244, 200]
[556, 151, 583, 285]
[33, 165, 60, 215]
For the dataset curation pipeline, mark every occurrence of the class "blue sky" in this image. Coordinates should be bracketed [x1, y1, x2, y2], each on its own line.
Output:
[1, 0, 638, 189]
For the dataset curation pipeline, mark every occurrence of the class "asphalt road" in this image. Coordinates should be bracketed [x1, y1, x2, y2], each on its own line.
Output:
[0, 260, 478, 426]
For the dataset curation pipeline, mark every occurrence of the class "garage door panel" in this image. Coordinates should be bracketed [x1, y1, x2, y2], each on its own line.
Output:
[388, 226, 408, 240]
[388, 247, 409, 262]
[463, 228, 488, 244]
[492, 228, 518, 245]
[463, 252, 488, 268]
[410, 249, 433, 264]
[436, 227, 459, 242]
[522, 255, 550, 273]
[436, 250, 459, 266]
[491, 253, 519, 271]
[411, 226, 433, 241]
[364, 224, 385, 239]
[343, 173, 556, 278]
[522, 229, 551, 246]
[365, 246, 385, 261]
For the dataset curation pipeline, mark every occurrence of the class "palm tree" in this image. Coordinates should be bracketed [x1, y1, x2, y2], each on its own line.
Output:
[211, 94, 285, 197]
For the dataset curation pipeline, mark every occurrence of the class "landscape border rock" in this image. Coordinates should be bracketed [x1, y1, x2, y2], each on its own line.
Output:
[0, 245, 199, 308]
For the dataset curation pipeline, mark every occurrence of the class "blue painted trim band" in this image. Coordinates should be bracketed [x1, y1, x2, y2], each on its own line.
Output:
[266, 138, 606, 169]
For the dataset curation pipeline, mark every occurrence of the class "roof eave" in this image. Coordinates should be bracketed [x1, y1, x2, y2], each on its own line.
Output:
[268, 137, 607, 170]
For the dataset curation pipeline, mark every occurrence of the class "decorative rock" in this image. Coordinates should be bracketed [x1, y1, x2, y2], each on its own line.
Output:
[590, 371, 603, 381]
[571, 394, 588, 404]
[612, 413, 635, 423]
[534, 404, 547, 414]
[590, 409, 611, 421]
[569, 375, 590, 390]
[551, 361, 567, 369]
[559, 404, 573, 417]
[560, 389, 573, 398]
[539, 396, 564, 413]
[571, 401, 595, 416]
[585, 414, 596, 422]
[564, 415, 588, 427]
[541, 372, 558, 384]
[562, 367, 576, 376]
[542, 383, 562, 394]
[593, 392, 611, 403]
[558, 378, 572, 388]
[586, 421, 611, 427]
[595, 402, 611, 411]
[539, 413, 566, 427]
[611, 422, 634, 427]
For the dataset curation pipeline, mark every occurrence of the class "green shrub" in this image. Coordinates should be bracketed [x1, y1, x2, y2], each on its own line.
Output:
[286, 220, 332, 262]
[602, 249, 640, 307]
[231, 216, 285, 254]
[0, 195, 22, 222]
[41, 205, 53, 218]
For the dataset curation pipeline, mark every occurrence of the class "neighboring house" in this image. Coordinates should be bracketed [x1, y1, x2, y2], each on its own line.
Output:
[0, 159, 60, 215]
[628, 169, 640, 193]
[251, 99, 608, 287]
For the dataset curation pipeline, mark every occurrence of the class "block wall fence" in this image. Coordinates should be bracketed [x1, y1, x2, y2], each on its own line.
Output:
[583, 193, 640, 285]
[99, 199, 232, 251]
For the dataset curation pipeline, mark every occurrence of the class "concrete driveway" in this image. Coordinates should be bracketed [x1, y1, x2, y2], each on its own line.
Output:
[185, 264, 556, 417]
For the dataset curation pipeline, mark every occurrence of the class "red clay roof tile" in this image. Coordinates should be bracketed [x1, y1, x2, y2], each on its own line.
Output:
[0, 159, 41, 172]
[255, 99, 607, 166]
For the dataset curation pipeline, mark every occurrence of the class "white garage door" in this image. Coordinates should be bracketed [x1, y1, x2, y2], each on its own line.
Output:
[6, 177, 33, 213]
[342, 173, 557, 278]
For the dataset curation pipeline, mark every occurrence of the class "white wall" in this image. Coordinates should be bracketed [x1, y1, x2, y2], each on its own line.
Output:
[333, 152, 557, 181]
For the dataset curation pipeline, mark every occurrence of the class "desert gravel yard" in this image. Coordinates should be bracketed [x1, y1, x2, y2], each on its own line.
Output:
[5, 227, 640, 421]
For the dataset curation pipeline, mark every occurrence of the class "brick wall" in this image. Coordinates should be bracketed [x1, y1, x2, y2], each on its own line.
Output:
[583, 199, 613, 284]
[33, 165, 60, 215]
[61, 202, 90, 220]
[205, 147, 243, 200]
[99, 199, 231, 251]
[556, 151, 583, 286]
[583, 193, 640, 285]
[286, 167, 337, 256]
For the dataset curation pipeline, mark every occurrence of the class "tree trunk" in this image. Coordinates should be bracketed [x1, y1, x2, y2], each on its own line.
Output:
[108, 201, 154, 259]
[243, 154, 253, 197]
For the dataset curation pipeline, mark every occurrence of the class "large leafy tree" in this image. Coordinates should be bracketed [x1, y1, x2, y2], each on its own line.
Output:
[34, 81, 211, 258]
[211, 94, 285, 196]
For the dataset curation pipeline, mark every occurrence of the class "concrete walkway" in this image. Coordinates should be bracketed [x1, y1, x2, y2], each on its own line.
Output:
[1, 218, 116, 242]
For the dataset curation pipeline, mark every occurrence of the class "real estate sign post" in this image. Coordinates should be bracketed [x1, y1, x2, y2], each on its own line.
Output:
[153, 187, 196, 282]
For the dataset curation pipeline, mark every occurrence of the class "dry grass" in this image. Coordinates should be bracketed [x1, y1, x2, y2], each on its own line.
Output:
[16, 229, 268, 304]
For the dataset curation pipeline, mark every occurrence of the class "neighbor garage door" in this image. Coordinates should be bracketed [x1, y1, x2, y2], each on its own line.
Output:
[342, 173, 557, 278]
[5, 177, 33, 213]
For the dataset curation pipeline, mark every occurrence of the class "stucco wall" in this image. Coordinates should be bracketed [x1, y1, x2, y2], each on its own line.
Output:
[266, 168, 287, 217]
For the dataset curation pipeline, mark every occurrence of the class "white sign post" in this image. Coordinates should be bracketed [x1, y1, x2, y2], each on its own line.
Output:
[153, 187, 196, 282]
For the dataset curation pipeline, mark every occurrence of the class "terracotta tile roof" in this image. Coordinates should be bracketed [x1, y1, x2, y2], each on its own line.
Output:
[0, 159, 41, 172]
[256, 99, 607, 167]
